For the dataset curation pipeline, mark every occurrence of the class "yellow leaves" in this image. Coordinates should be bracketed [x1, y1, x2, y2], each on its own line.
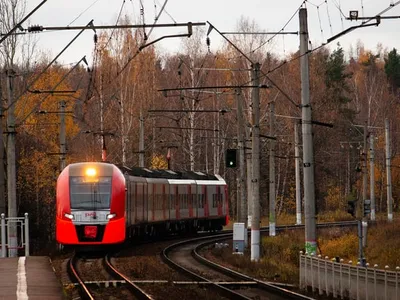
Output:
[18, 149, 58, 204]
[324, 184, 343, 211]
[15, 66, 80, 150]
[150, 154, 168, 169]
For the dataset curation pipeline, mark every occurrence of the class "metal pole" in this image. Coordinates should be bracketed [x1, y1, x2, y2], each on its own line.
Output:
[362, 122, 368, 208]
[250, 63, 261, 261]
[6, 69, 17, 257]
[370, 134, 375, 221]
[358, 220, 364, 264]
[1, 213, 5, 257]
[139, 111, 145, 167]
[24, 213, 29, 257]
[299, 8, 317, 255]
[59, 101, 66, 171]
[269, 101, 276, 236]
[385, 118, 393, 221]
[295, 121, 302, 225]
[246, 128, 253, 230]
[0, 74, 5, 215]
[100, 75, 105, 161]
[236, 89, 247, 225]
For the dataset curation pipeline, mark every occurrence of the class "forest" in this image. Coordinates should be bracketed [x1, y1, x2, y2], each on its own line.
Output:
[1, 1, 400, 253]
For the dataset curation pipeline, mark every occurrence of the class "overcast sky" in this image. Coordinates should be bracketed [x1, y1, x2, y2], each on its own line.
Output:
[22, 0, 400, 65]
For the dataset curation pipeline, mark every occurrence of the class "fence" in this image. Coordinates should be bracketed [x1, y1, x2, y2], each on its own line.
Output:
[300, 253, 400, 300]
[0, 213, 30, 257]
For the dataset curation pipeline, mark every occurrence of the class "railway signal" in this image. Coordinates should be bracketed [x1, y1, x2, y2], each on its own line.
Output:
[347, 200, 356, 217]
[363, 199, 371, 216]
[226, 149, 237, 168]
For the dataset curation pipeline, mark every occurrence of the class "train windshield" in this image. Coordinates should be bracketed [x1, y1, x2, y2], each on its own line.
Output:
[70, 177, 112, 209]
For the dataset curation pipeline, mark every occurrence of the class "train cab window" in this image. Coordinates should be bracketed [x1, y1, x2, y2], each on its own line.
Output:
[70, 177, 112, 209]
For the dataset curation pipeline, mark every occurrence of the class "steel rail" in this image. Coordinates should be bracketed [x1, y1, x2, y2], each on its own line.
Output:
[67, 253, 95, 300]
[162, 233, 252, 299]
[104, 255, 154, 300]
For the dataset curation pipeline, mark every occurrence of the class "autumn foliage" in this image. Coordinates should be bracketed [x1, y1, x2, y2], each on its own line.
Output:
[0, 14, 399, 252]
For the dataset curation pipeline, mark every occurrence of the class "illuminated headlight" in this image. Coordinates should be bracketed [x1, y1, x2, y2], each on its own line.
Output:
[64, 213, 74, 220]
[106, 213, 116, 220]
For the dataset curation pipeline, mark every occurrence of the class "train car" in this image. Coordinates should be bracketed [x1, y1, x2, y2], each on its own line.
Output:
[122, 167, 229, 237]
[56, 162, 126, 245]
[56, 162, 229, 246]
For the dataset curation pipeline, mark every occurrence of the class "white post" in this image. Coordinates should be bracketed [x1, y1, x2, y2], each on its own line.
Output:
[340, 259, 344, 299]
[311, 254, 315, 292]
[349, 262, 352, 299]
[357, 263, 360, 300]
[374, 264, 378, 300]
[1, 213, 5, 257]
[385, 265, 389, 300]
[365, 266, 369, 300]
[24, 213, 29, 257]
[395, 266, 399, 300]
[299, 252, 304, 289]
[325, 256, 329, 296]
[332, 259, 336, 298]
[318, 255, 322, 295]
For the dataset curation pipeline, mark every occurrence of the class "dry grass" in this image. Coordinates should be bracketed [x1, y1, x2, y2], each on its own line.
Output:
[219, 212, 400, 284]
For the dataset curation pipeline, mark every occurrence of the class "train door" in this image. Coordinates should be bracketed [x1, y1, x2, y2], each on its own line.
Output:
[175, 185, 180, 220]
[208, 185, 216, 217]
[169, 184, 176, 220]
[204, 185, 210, 217]
[125, 177, 131, 226]
[217, 185, 223, 216]
[148, 182, 154, 222]
[196, 185, 205, 219]
[179, 184, 188, 219]
[154, 181, 164, 222]
[188, 184, 195, 218]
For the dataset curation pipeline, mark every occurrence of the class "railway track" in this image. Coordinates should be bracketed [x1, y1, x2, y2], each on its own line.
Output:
[67, 252, 153, 299]
[61, 221, 357, 299]
[160, 221, 357, 300]
[162, 233, 314, 300]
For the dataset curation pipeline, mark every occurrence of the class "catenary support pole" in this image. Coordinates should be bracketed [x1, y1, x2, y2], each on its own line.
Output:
[246, 132, 253, 231]
[236, 89, 247, 224]
[139, 110, 145, 167]
[299, 8, 317, 255]
[59, 101, 66, 171]
[370, 133, 375, 221]
[0, 75, 5, 215]
[295, 121, 302, 225]
[362, 122, 368, 211]
[385, 118, 393, 221]
[236, 88, 248, 247]
[251, 63, 261, 261]
[269, 101, 276, 236]
[6, 69, 17, 257]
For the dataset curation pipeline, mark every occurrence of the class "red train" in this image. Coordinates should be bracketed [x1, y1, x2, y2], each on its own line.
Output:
[56, 162, 229, 246]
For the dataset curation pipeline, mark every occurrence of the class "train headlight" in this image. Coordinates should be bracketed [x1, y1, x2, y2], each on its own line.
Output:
[64, 213, 74, 220]
[85, 167, 97, 177]
[106, 213, 116, 220]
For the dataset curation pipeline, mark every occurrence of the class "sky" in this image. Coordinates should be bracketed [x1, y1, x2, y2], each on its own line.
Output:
[19, 0, 400, 66]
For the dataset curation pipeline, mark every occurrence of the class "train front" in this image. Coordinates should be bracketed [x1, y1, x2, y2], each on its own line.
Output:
[56, 162, 126, 246]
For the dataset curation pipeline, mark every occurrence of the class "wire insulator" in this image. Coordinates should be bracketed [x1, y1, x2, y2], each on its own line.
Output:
[94, 33, 98, 44]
